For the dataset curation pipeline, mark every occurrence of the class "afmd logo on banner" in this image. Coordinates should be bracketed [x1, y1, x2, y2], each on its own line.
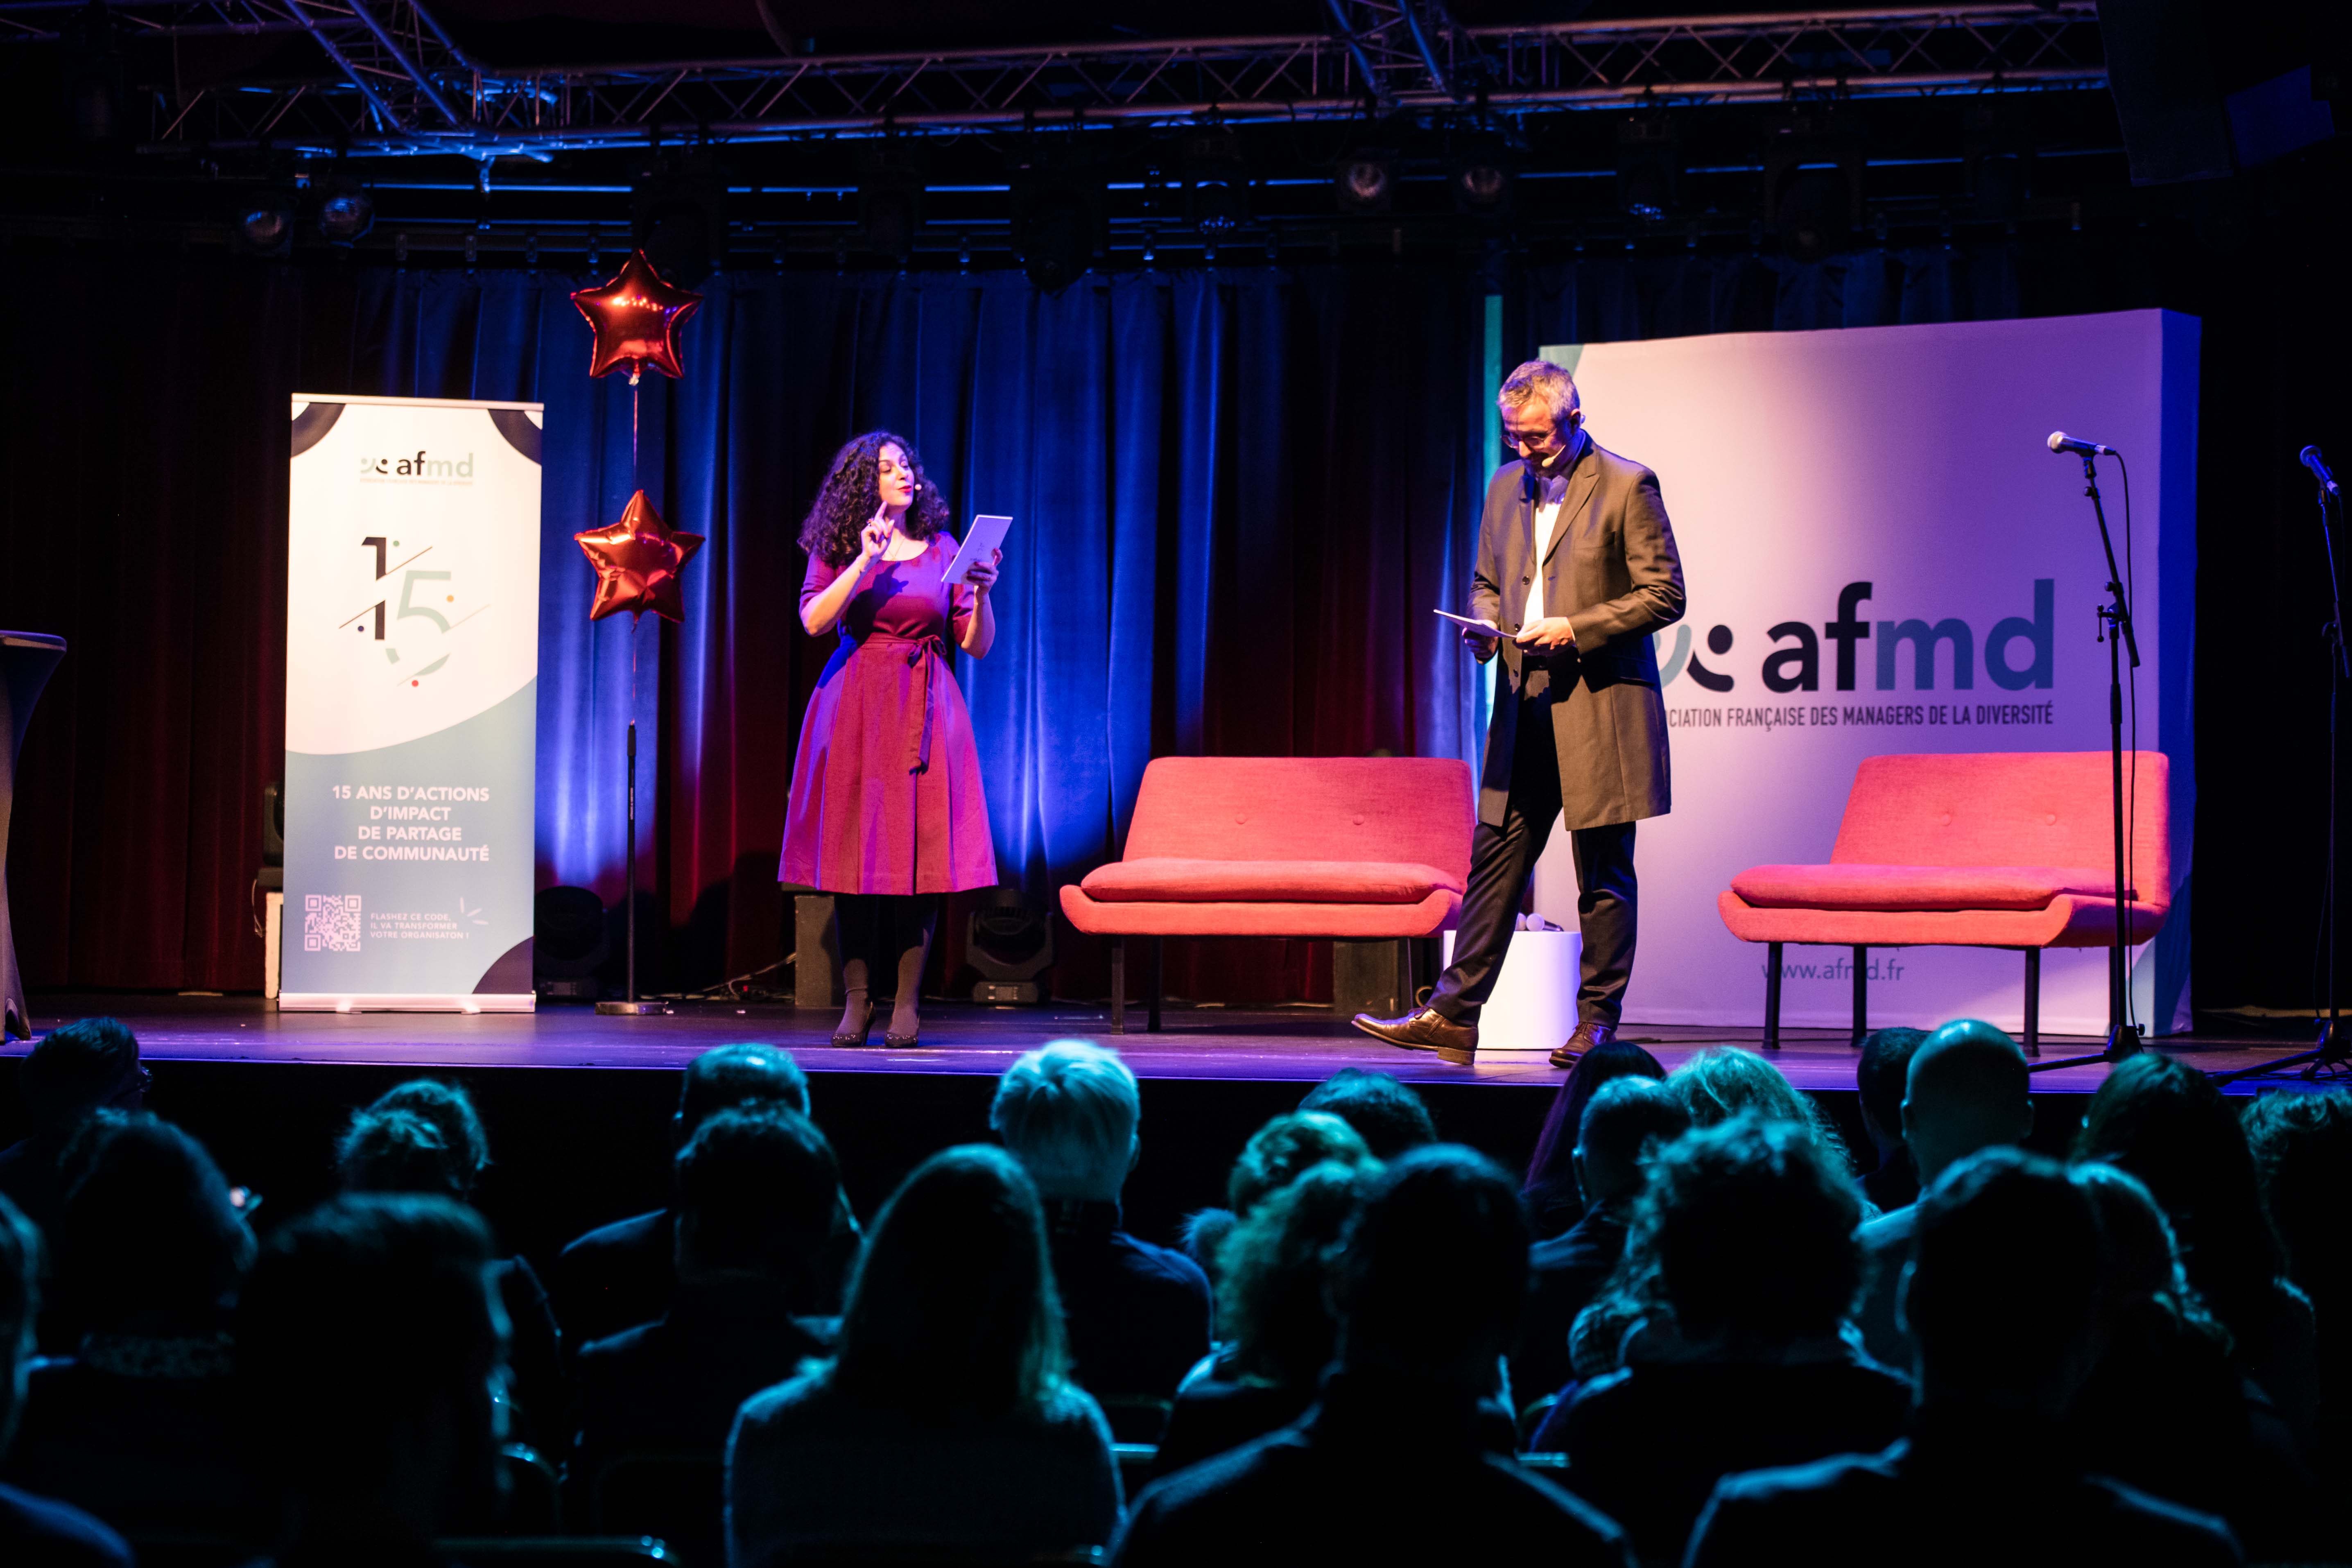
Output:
[358, 449, 477, 483]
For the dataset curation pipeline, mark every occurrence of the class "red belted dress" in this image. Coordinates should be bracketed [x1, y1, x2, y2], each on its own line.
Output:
[780, 536, 999, 894]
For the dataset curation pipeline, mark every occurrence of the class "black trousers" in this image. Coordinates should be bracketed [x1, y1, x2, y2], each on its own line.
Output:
[1429, 690, 1640, 1029]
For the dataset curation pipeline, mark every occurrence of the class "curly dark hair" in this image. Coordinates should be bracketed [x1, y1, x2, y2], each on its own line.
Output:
[798, 429, 950, 566]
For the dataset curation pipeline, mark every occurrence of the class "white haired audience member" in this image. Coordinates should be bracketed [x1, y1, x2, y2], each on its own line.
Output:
[991, 1042, 1212, 1437]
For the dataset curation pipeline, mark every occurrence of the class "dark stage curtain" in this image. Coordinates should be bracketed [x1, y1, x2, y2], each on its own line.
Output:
[19, 234, 2314, 1010]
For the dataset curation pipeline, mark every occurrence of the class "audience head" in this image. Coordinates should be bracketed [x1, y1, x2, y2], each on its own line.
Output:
[0, 1192, 41, 1454]
[2070, 1161, 2225, 1346]
[1217, 1160, 1377, 1387]
[1334, 1145, 1530, 1387]
[677, 1043, 809, 1143]
[1297, 1069, 1437, 1159]
[1634, 1114, 1862, 1354]
[1856, 1027, 1928, 1157]
[337, 1107, 468, 1199]
[2241, 1088, 2352, 1303]
[58, 1111, 253, 1336]
[830, 1144, 1065, 1416]
[1574, 1077, 1692, 1211]
[1523, 1039, 1667, 1209]
[674, 1107, 841, 1299]
[19, 1017, 143, 1144]
[1670, 1046, 1851, 1168]
[368, 1080, 491, 1199]
[1904, 1147, 2103, 1414]
[1901, 1019, 2033, 1186]
[238, 1195, 506, 1530]
[2075, 1054, 2284, 1354]
[1228, 1111, 1375, 1217]
[989, 1041, 1140, 1204]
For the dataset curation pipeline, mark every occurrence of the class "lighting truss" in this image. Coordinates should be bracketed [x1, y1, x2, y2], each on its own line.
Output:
[0, 1, 2108, 158]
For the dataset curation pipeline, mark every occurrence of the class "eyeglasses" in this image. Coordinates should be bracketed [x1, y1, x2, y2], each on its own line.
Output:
[1501, 423, 1568, 455]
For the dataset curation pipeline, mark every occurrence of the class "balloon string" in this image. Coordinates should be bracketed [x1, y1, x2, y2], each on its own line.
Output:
[631, 378, 639, 483]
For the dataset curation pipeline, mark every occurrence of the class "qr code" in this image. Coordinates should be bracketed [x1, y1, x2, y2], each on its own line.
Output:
[304, 894, 362, 953]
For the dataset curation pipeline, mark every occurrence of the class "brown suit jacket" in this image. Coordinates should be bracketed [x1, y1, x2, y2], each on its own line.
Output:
[1470, 437, 1685, 831]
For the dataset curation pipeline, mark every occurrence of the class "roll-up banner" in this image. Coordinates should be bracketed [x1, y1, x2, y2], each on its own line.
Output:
[281, 394, 543, 1012]
[1523, 310, 2196, 1036]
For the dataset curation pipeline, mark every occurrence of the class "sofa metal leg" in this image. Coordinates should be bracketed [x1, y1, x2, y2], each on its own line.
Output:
[1852, 946, 1868, 1049]
[1764, 943, 1784, 1052]
[1148, 937, 1163, 1034]
[2023, 948, 2041, 1057]
[1110, 936, 1126, 1035]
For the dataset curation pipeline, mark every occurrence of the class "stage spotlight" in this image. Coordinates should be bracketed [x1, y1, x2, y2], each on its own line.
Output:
[1450, 132, 1514, 213]
[1334, 149, 1397, 213]
[231, 189, 297, 258]
[967, 889, 1055, 1005]
[1615, 112, 1682, 221]
[1011, 156, 1104, 293]
[1762, 108, 1865, 262]
[1184, 127, 1250, 236]
[857, 146, 925, 262]
[314, 174, 375, 246]
[631, 150, 726, 285]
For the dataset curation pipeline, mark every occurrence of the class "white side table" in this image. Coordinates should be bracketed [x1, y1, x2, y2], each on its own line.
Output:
[1440, 928, 1584, 1051]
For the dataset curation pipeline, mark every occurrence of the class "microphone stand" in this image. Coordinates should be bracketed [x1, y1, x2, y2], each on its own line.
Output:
[2031, 451, 2144, 1073]
[2212, 464, 2350, 1084]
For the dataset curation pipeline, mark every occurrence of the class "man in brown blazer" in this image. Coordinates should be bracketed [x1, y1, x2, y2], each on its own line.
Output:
[1355, 359, 1685, 1067]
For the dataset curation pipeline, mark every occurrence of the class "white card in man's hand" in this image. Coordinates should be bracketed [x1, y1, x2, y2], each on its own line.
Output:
[945, 514, 1013, 586]
[1433, 609, 1503, 638]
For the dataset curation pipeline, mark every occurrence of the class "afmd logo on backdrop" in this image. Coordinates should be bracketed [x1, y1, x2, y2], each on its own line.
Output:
[357, 450, 476, 483]
[1660, 579, 2054, 695]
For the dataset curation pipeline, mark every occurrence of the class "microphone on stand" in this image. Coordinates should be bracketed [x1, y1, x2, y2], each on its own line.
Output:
[2303, 445, 2341, 496]
[2047, 431, 2118, 458]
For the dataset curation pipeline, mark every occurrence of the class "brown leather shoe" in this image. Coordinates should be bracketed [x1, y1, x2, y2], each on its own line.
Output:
[1352, 1007, 1478, 1066]
[1549, 1020, 1617, 1070]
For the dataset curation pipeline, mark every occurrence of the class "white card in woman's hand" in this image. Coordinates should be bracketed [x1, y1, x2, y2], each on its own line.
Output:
[945, 514, 1013, 584]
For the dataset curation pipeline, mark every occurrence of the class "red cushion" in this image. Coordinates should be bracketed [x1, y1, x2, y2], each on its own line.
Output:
[1730, 864, 2117, 912]
[1079, 858, 1464, 905]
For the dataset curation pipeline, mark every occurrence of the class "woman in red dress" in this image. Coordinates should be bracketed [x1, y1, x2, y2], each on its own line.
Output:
[782, 431, 1002, 1047]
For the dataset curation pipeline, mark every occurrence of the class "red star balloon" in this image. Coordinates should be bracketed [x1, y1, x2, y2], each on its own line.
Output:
[575, 491, 705, 622]
[571, 249, 702, 383]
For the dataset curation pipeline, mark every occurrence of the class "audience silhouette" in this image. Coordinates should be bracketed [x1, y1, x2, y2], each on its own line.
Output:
[990, 1042, 1211, 1438]
[1538, 1115, 1910, 1566]
[1685, 1147, 2243, 1567]
[1520, 1039, 1667, 1240]
[237, 1194, 510, 1568]
[2076, 1054, 2320, 1447]
[1, 1111, 258, 1539]
[1114, 1147, 1633, 1568]
[1851, 1020, 2033, 1368]
[0, 1018, 144, 1243]
[1179, 1108, 1373, 1292]
[1294, 1067, 1437, 1159]
[572, 1107, 844, 1496]
[554, 1044, 812, 1347]
[726, 1144, 1122, 1565]
[1, 1010, 2334, 1568]
[1853, 1026, 1927, 1211]
[1152, 1160, 1375, 1477]
[2241, 1087, 2352, 1470]
[0, 1190, 131, 1566]
[1515, 1075, 1688, 1412]
[338, 1083, 566, 1450]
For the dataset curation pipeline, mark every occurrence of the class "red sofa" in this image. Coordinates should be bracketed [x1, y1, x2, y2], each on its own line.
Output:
[1717, 751, 2171, 1053]
[1060, 756, 1475, 1032]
